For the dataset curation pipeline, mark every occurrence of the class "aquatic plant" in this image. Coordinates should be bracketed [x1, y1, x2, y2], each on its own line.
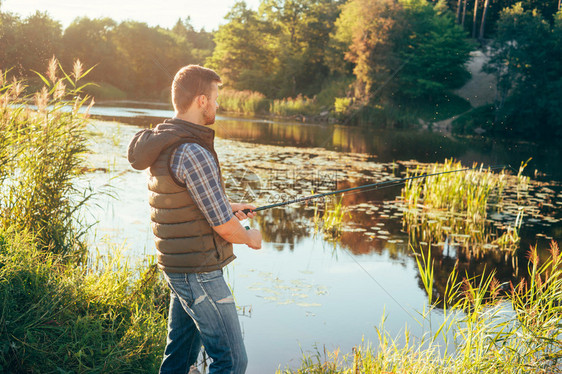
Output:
[281, 240, 562, 373]
[399, 159, 525, 258]
[313, 195, 350, 240]
[0, 58, 94, 256]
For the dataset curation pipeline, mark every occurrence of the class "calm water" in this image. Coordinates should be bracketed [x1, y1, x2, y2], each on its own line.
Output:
[83, 106, 562, 373]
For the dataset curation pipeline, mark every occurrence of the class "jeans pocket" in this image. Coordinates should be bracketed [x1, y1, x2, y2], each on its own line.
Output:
[163, 272, 195, 306]
[196, 269, 223, 283]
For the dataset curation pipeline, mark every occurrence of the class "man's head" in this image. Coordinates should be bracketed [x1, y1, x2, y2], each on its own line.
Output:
[172, 65, 221, 125]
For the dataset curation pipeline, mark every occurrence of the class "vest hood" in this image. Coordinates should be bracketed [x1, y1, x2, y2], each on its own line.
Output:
[127, 119, 216, 170]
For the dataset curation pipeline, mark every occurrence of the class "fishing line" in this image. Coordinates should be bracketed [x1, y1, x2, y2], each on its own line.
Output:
[242, 164, 513, 322]
[241, 164, 511, 214]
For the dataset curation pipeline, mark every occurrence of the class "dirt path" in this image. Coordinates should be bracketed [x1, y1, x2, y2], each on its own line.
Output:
[453, 49, 497, 108]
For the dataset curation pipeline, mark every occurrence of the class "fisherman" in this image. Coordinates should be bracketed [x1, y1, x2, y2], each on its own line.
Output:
[127, 65, 262, 374]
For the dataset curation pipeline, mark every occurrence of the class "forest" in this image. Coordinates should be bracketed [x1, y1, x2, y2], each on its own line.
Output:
[1, 0, 561, 138]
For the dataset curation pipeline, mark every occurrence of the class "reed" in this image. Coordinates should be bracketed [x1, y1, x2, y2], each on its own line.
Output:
[400, 159, 524, 258]
[218, 89, 270, 115]
[270, 94, 318, 117]
[0, 60, 170, 372]
[280, 241, 562, 373]
[313, 195, 349, 240]
[0, 58, 94, 256]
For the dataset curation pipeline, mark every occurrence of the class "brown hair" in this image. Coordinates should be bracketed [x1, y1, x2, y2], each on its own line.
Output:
[172, 65, 221, 113]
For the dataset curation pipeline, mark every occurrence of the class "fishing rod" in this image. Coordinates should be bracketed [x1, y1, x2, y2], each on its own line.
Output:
[240, 164, 511, 214]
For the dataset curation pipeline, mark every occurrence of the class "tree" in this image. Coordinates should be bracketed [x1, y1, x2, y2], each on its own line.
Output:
[13, 12, 62, 77]
[472, 0, 479, 38]
[485, 4, 562, 137]
[332, 0, 472, 102]
[61, 17, 119, 85]
[332, 0, 399, 100]
[208, 2, 274, 93]
[479, 0, 490, 39]
[395, 0, 472, 99]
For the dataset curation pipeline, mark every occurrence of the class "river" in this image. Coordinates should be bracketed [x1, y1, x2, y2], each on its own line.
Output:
[82, 105, 562, 373]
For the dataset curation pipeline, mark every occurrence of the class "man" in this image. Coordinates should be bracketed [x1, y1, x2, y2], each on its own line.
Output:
[128, 65, 262, 374]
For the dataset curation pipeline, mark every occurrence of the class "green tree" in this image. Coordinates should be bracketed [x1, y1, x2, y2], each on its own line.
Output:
[61, 17, 120, 85]
[1, 11, 62, 77]
[331, 0, 399, 101]
[0, 12, 22, 74]
[394, 0, 472, 99]
[111, 21, 194, 97]
[208, 1, 274, 93]
[332, 0, 471, 102]
[171, 17, 214, 63]
[485, 4, 562, 137]
[260, 0, 342, 97]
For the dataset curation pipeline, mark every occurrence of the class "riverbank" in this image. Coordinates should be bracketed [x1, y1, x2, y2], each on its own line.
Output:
[92, 48, 492, 131]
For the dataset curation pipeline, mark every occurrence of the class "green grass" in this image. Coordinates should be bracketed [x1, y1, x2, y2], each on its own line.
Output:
[313, 195, 350, 240]
[400, 159, 526, 258]
[270, 95, 319, 117]
[218, 89, 270, 115]
[280, 241, 562, 373]
[0, 59, 97, 256]
[0, 227, 168, 373]
[0, 59, 169, 372]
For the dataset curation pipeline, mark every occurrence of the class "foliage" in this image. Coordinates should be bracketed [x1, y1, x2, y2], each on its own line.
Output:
[0, 227, 168, 373]
[280, 241, 562, 373]
[313, 195, 350, 240]
[394, 0, 473, 99]
[400, 159, 525, 258]
[0, 59, 94, 256]
[0, 11, 213, 100]
[0, 61, 169, 372]
[270, 94, 318, 116]
[484, 4, 562, 139]
[218, 89, 270, 114]
[331, 0, 400, 100]
[332, 0, 472, 103]
[208, 0, 342, 99]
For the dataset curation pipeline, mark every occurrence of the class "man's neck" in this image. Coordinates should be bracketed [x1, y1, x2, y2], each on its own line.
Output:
[174, 111, 205, 127]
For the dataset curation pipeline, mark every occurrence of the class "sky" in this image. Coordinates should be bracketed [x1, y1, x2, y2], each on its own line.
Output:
[1, 0, 262, 31]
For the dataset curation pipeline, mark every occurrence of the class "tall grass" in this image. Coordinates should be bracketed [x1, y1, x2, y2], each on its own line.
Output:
[0, 58, 94, 256]
[270, 95, 318, 117]
[0, 60, 170, 372]
[280, 241, 562, 373]
[400, 159, 523, 258]
[0, 227, 168, 372]
[313, 195, 350, 240]
[218, 89, 270, 115]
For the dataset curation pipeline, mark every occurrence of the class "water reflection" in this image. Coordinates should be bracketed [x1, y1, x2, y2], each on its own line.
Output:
[93, 106, 562, 180]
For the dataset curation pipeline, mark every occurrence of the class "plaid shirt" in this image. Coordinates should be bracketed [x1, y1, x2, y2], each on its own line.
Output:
[170, 143, 232, 227]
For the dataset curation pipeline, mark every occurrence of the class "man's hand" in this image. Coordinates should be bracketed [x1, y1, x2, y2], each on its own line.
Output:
[213, 216, 262, 250]
[231, 203, 257, 220]
[246, 229, 262, 250]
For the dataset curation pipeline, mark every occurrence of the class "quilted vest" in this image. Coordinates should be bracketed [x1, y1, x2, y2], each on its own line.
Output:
[138, 118, 234, 273]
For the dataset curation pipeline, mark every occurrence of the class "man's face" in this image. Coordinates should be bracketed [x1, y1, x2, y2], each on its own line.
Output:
[202, 82, 219, 126]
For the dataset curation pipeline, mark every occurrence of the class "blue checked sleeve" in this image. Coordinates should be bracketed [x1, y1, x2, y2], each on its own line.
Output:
[170, 143, 232, 227]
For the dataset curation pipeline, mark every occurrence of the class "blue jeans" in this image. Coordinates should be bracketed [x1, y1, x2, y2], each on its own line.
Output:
[159, 269, 248, 374]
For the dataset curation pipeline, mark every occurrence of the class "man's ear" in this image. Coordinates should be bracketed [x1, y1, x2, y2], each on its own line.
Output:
[197, 94, 208, 108]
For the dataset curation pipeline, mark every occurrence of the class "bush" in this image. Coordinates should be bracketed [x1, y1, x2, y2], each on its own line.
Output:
[270, 95, 318, 117]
